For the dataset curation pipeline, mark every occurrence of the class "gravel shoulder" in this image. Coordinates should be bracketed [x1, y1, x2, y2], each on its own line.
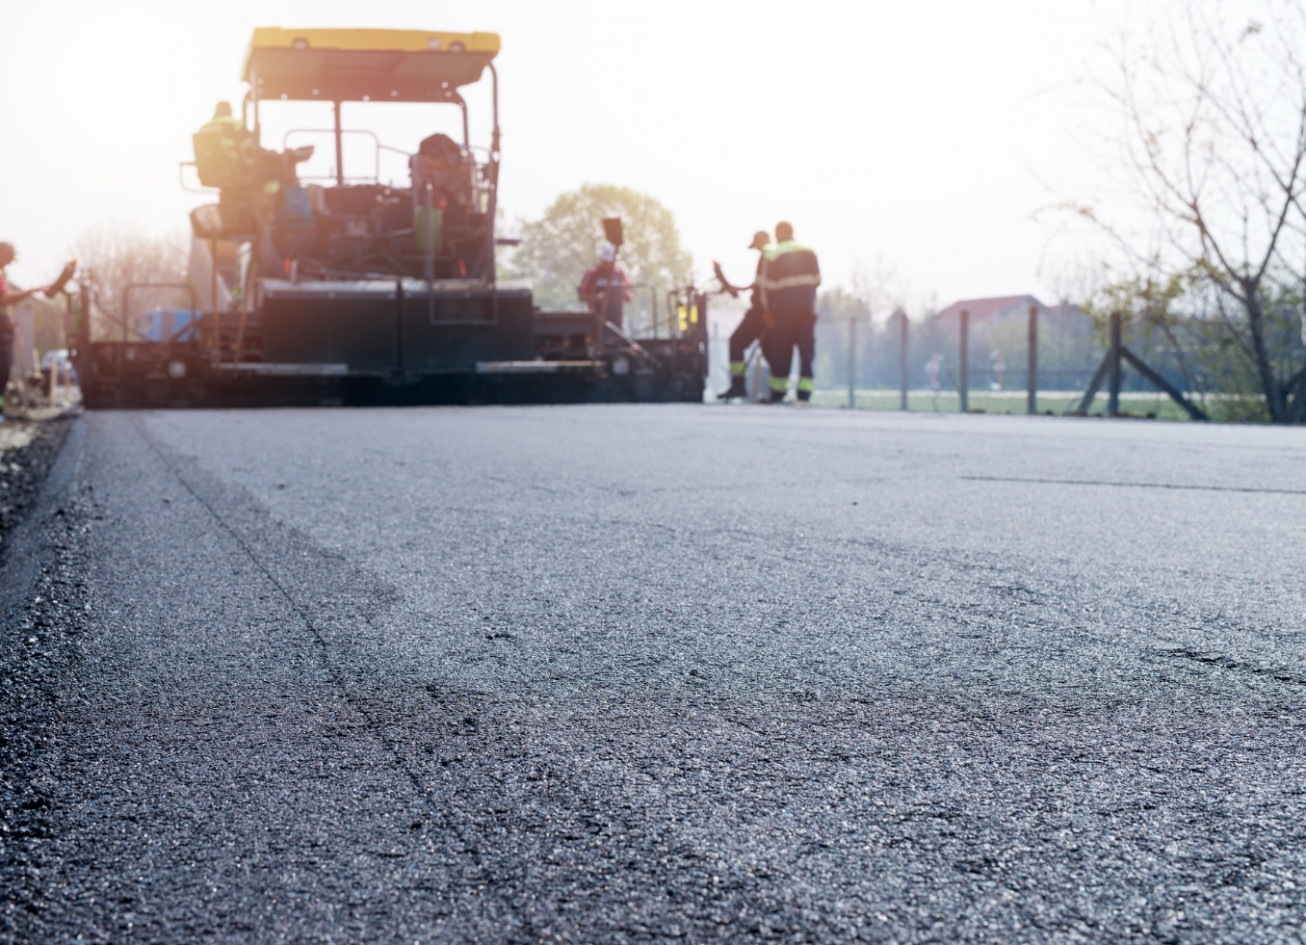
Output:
[0, 416, 87, 944]
[0, 417, 74, 540]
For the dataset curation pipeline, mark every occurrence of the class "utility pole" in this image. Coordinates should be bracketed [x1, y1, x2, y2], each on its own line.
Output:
[958, 308, 970, 413]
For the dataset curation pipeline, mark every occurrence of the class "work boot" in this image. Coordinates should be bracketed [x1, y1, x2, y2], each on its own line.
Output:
[717, 377, 748, 400]
[766, 389, 787, 404]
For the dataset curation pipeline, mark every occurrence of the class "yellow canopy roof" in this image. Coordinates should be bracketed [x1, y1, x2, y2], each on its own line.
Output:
[243, 28, 501, 103]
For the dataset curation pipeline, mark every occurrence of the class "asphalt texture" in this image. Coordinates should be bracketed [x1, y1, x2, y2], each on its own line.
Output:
[3, 405, 1306, 944]
[0, 418, 71, 538]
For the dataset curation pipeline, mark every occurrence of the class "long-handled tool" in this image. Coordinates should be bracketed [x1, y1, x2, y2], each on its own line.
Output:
[591, 217, 625, 359]
[711, 259, 775, 402]
[711, 260, 749, 299]
[44, 260, 77, 298]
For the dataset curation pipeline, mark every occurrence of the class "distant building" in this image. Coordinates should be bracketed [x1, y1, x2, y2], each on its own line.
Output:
[936, 294, 1046, 326]
[935, 295, 1088, 329]
[927, 294, 1098, 390]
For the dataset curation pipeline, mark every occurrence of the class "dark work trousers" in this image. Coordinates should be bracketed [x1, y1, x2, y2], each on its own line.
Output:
[728, 305, 771, 376]
[597, 295, 624, 329]
[767, 307, 816, 399]
[0, 325, 12, 401]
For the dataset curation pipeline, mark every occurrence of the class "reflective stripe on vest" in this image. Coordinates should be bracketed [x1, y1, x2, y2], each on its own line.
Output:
[200, 115, 246, 135]
[760, 240, 820, 300]
[762, 240, 816, 263]
[764, 273, 821, 291]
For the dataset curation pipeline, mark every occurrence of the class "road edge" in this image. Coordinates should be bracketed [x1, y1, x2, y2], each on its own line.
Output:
[0, 416, 93, 944]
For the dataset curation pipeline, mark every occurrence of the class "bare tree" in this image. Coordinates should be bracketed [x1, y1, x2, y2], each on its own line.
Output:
[1080, 2, 1306, 422]
[849, 257, 909, 326]
[72, 225, 190, 341]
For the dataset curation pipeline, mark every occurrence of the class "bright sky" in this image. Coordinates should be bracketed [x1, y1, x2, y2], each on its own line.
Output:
[2, 0, 1178, 309]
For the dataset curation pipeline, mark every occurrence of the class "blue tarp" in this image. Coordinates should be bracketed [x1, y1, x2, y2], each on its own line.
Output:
[140, 308, 200, 342]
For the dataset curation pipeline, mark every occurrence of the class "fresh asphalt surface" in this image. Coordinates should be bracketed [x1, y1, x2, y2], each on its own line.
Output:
[4, 404, 1306, 943]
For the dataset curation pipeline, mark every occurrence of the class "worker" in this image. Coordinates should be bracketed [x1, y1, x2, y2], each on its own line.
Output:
[718, 230, 773, 400]
[0, 242, 55, 419]
[193, 101, 255, 191]
[201, 100, 245, 135]
[578, 241, 632, 329]
[197, 100, 301, 188]
[760, 221, 821, 403]
[411, 133, 473, 207]
[199, 102, 250, 165]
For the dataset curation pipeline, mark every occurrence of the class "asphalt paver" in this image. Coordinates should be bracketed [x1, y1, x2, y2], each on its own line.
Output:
[3, 405, 1306, 943]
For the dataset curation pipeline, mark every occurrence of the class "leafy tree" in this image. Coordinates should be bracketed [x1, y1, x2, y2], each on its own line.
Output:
[506, 184, 692, 325]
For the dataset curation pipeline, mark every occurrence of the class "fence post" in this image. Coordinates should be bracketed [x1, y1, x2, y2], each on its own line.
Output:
[898, 309, 909, 411]
[1108, 310, 1122, 417]
[847, 315, 857, 409]
[958, 308, 970, 412]
[1027, 304, 1038, 415]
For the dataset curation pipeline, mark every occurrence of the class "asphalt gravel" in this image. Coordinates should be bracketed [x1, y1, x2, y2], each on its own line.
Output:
[3, 404, 1306, 944]
[0, 417, 72, 539]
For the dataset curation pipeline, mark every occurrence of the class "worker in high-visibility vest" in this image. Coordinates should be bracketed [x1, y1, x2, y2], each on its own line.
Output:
[718, 230, 772, 400]
[760, 221, 821, 403]
[200, 101, 245, 136]
[197, 102, 250, 168]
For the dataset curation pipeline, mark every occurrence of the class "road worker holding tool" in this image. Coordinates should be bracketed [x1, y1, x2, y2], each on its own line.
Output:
[579, 241, 633, 330]
[0, 242, 72, 419]
[715, 230, 773, 400]
[761, 221, 820, 403]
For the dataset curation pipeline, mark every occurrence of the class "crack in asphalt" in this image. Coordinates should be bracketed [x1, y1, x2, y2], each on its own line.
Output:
[129, 416, 492, 872]
[962, 474, 1306, 495]
[1162, 646, 1306, 688]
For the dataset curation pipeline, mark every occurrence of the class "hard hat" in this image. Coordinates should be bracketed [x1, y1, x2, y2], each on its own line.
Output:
[748, 230, 770, 250]
[599, 241, 617, 263]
